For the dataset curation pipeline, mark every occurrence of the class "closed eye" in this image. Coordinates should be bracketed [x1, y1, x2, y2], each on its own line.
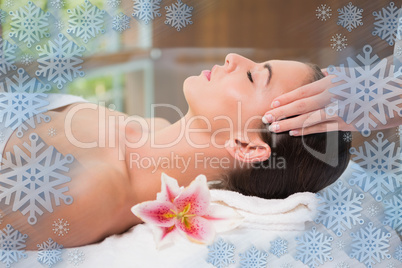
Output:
[247, 71, 253, 83]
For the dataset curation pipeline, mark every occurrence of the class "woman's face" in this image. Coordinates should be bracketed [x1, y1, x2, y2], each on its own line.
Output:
[183, 53, 312, 132]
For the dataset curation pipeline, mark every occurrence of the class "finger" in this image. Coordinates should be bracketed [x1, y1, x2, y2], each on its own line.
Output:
[269, 75, 334, 109]
[268, 110, 328, 133]
[264, 91, 332, 124]
[289, 121, 342, 136]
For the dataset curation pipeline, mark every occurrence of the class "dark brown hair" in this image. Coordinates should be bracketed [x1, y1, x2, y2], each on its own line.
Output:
[218, 64, 351, 199]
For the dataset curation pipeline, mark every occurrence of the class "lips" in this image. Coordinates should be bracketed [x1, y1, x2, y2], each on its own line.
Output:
[203, 70, 211, 81]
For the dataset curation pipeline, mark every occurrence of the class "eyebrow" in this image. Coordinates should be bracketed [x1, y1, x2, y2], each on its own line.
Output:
[264, 63, 272, 86]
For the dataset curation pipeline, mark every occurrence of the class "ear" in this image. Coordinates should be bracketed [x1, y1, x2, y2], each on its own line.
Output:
[225, 136, 271, 163]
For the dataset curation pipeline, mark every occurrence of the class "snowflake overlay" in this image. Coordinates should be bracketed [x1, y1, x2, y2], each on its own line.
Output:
[0, 68, 51, 137]
[396, 45, 402, 57]
[132, 0, 162, 24]
[48, 127, 57, 137]
[0, 37, 17, 78]
[383, 193, 401, 233]
[366, 203, 380, 217]
[55, 20, 64, 31]
[67, 0, 106, 44]
[280, 264, 293, 268]
[342, 132, 352, 142]
[5, 0, 14, 9]
[50, 0, 65, 9]
[0, 224, 28, 268]
[336, 261, 350, 268]
[270, 237, 288, 258]
[350, 222, 391, 267]
[397, 126, 402, 137]
[394, 244, 402, 262]
[372, 2, 401, 46]
[36, 33, 85, 90]
[295, 227, 333, 268]
[165, 0, 193, 32]
[0, 213, 2, 225]
[349, 132, 401, 201]
[315, 181, 364, 236]
[337, 2, 363, 32]
[68, 249, 85, 266]
[52, 218, 69, 236]
[335, 240, 346, 250]
[37, 238, 63, 267]
[206, 238, 236, 268]
[107, 0, 121, 8]
[113, 12, 131, 33]
[8, 1, 50, 48]
[21, 54, 34, 66]
[239, 246, 268, 268]
[326, 45, 402, 137]
[330, 34, 348, 52]
[0, 133, 75, 225]
[0, 132, 4, 143]
[316, 4, 332, 22]
[0, 9, 6, 25]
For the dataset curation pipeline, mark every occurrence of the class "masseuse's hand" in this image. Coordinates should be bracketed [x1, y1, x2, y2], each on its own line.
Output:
[262, 73, 356, 136]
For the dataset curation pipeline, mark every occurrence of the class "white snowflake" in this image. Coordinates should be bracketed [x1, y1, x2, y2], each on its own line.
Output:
[366, 203, 380, 217]
[397, 126, 402, 137]
[5, 0, 14, 9]
[113, 12, 131, 33]
[68, 249, 85, 266]
[55, 20, 64, 31]
[396, 45, 402, 57]
[36, 33, 85, 90]
[349, 132, 401, 201]
[0, 37, 17, 78]
[335, 239, 346, 250]
[132, 0, 162, 24]
[48, 127, 57, 137]
[52, 218, 69, 236]
[315, 181, 365, 236]
[295, 227, 333, 268]
[0, 132, 4, 143]
[394, 244, 402, 262]
[337, 2, 363, 32]
[67, 0, 106, 44]
[280, 264, 293, 268]
[165, 0, 193, 32]
[0, 133, 75, 225]
[239, 246, 268, 268]
[0, 224, 28, 268]
[382, 193, 401, 234]
[342, 131, 352, 142]
[8, 1, 50, 48]
[270, 237, 288, 258]
[372, 2, 401, 46]
[50, 0, 65, 9]
[0, 68, 51, 138]
[107, 0, 121, 8]
[21, 54, 34, 66]
[330, 34, 348, 52]
[336, 261, 350, 268]
[0, 9, 6, 25]
[350, 222, 391, 268]
[37, 238, 63, 267]
[316, 4, 332, 21]
[206, 238, 236, 268]
[326, 45, 402, 137]
[387, 262, 396, 268]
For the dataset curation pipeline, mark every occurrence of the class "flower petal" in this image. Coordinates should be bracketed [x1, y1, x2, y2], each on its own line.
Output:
[176, 216, 215, 244]
[156, 173, 182, 202]
[149, 224, 180, 249]
[174, 174, 210, 215]
[131, 201, 177, 227]
[203, 204, 244, 233]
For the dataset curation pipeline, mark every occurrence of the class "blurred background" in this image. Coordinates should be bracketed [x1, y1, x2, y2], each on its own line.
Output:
[0, 0, 398, 143]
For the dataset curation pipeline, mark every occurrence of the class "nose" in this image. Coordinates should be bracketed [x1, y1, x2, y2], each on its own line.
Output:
[224, 53, 249, 73]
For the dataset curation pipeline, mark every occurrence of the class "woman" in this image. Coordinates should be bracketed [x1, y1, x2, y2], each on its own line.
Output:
[0, 54, 350, 249]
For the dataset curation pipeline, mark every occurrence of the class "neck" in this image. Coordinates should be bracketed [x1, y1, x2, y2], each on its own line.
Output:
[124, 112, 234, 200]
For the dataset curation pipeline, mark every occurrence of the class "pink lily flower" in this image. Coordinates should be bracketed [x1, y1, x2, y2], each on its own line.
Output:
[131, 173, 242, 247]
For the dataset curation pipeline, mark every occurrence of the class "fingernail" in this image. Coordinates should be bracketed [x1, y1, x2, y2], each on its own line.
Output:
[289, 130, 299, 136]
[262, 114, 273, 124]
[268, 123, 280, 132]
[271, 100, 280, 108]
